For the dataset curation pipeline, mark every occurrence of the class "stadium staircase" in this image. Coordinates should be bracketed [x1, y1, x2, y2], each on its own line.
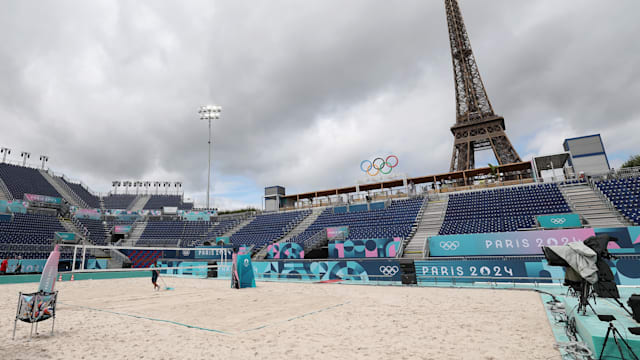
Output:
[125, 219, 149, 246]
[39, 170, 85, 207]
[254, 207, 323, 260]
[58, 217, 86, 242]
[401, 195, 448, 259]
[559, 183, 629, 228]
[128, 195, 150, 211]
[0, 176, 12, 201]
[220, 215, 256, 238]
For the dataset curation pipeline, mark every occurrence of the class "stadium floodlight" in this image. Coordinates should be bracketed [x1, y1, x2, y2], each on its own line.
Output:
[154, 181, 161, 195]
[123, 181, 132, 194]
[143, 181, 151, 195]
[0, 147, 11, 163]
[163, 181, 171, 195]
[198, 104, 222, 209]
[39, 155, 49, 169]
[112, 181, 121, 195]
[174, 181, 182, 196]
[20, 152, 31, 166]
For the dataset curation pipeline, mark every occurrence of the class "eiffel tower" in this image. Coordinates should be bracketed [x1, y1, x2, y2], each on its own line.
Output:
[445, 0, 521, 172]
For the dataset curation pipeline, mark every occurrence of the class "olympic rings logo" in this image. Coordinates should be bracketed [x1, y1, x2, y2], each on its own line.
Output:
[379, 266, 399, 276]
[360, 155, 399, 176]
[439, 241, 460, 251]
[550, 218, 567, 225]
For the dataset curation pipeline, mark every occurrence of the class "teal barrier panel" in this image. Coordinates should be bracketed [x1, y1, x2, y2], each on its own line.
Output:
[215, 236, 230, 245]
[55, 232, 76, 241]
[537, 213, 581, 228]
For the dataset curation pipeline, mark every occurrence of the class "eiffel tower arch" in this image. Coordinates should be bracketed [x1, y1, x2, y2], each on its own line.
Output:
[445, 0, 521, 172]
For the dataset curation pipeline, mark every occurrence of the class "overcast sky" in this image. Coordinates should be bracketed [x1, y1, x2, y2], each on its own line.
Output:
[1, 0, 639, 209]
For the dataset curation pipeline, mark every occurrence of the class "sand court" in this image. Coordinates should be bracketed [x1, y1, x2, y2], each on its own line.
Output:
[1, 278, 560, 359]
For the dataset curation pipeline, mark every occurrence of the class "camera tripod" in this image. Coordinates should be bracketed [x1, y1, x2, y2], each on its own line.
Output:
[599, 322, 639, 360]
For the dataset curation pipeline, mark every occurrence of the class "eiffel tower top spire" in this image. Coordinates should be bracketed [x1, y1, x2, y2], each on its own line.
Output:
[445, 0, 495, 124]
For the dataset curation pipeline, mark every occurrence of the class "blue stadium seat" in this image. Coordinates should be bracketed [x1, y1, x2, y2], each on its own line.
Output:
[438, 183, 571, 235]
[595, 177, 640, 224]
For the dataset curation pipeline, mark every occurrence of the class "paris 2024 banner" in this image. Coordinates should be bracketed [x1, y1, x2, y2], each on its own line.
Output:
[429, 227, 640, 257]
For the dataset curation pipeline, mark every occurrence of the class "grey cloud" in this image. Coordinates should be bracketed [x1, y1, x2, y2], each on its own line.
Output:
[1, 0, 639, 208]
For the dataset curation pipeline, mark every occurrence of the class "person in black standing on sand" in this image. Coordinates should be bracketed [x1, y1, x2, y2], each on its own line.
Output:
[150, 262, 160, 291]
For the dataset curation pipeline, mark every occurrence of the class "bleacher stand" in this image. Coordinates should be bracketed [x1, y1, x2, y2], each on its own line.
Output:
[289, 197, 423, 249]
[137, 219, 185, 247]
[103, 194, 137, 209]
[0, 213, 73, 260]
[595, 176, 640, 224]
[63, 179, 101, 208]
[0, 163, 61, 200]
[439, 184, 571, 235]
[141, 195, 194, 210]
[230, 210, 311, 250]
[76, 218, 108, 246]
[181, 221, 210, 246]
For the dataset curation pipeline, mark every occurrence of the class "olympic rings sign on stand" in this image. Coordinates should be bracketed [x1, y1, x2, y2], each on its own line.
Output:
[439, 241, 460, 251]
[550, 218, 567, 225]
[360, 155, 399, 176]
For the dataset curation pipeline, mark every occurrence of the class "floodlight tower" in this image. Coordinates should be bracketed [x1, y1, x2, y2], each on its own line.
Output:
[20, 152, 31, 166]
[112, 181, 121, 195]
[39, 155, 49, 169]
[123, 181, 132, 194]
[198, 105, 222, 209]
[0, 147, 11, 163]
[153, 181, 161, 195]
[174, 181, 182, 196]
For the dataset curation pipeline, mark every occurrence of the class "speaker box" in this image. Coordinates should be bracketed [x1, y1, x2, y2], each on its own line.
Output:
[628, 294, 640, 323]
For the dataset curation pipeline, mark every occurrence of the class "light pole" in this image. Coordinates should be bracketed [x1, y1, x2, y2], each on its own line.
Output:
[198, 105, 222, 209]
[0, 147, 11, 163]
[20, 152, 31, 166]
[39, 155, 49, 169]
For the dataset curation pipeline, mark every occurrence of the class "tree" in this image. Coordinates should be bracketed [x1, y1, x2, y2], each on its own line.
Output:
[621, 154, 640, 168]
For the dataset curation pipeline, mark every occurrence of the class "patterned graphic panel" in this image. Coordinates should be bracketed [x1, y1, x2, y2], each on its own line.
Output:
[251, 259, 402, 283]
[328, 238, 401, 258]
[266, 242, 305, 259]
[326, 226, 349, 240]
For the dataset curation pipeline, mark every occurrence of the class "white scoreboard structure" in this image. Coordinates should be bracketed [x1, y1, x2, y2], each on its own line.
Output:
[563, 134, 611, 176]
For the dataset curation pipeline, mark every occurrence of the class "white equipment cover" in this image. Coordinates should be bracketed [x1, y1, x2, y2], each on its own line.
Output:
[547, 242, 598, 284]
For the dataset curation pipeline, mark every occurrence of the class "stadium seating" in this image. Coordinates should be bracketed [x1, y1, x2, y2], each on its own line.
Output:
[137, 220, 185, 247]
[63, 179, 101, 208]
[595, 177, 640, 224]
[143, 195, 193, 210]
[103, 194, 137, 209]
[230, 210, 311, 250]
[76, 218, 108, 246]
[181, 221, 211, 246]
[0, 213, 73, 259]
[439, 184, 571, 235]
[289, 197, 423, 249]
[0, 163, 61, 200]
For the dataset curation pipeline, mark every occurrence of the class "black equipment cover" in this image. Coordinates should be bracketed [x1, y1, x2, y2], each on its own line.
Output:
[583, 234, 620, 299]
[629, 294, 640, 323]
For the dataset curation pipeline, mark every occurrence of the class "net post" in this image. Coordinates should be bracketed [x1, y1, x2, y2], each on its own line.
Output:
[81, 245, 87, 270]
[72, 245, 78, 272]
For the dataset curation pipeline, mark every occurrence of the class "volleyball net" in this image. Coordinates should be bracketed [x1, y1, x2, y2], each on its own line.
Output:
[56, 244, 233, 280]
